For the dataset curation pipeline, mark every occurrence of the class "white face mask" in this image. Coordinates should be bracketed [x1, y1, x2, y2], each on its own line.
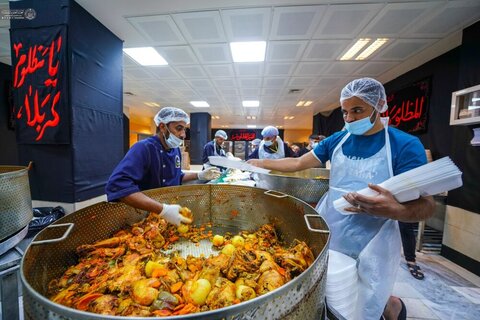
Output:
[163, 127, 183, 149]
[264, 140, 273, 147]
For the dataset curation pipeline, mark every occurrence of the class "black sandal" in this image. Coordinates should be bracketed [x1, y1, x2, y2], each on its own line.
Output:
[398, 298, 407, 320]
[407, 263, 424, 280]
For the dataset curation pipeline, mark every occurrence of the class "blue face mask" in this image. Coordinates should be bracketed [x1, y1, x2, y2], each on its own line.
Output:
[344, 109, 377, 135]
[164, 127, 183, 149]
[264, 140, 273, 147]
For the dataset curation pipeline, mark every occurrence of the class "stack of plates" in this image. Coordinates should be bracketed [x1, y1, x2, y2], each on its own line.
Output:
[333, 157, 463, 214]
[326, 250, 358, 319]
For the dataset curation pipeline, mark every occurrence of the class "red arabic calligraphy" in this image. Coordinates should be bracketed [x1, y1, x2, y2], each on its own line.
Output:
[385, 96, 425, 128]
[13, 36, 63, 141]
[231, 132, 256, 141]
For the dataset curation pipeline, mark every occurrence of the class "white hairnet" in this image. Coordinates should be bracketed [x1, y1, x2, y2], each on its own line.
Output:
[261, 126, 279, 138]
[214, 130, 227, 140]
[340, 78, 388, 113]
[154, 107, 190, 126]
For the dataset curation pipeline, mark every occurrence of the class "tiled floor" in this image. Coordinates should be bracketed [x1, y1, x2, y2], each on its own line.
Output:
[393, 252, 480, 320]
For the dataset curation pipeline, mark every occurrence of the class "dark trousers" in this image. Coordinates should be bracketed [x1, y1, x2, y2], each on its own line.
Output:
[399, 222, 418, 263]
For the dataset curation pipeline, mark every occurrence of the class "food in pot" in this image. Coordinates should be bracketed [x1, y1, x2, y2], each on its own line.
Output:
[48, 210, 314, 316]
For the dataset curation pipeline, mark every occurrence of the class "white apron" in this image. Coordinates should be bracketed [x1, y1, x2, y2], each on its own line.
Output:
[317, 118, 401, 319]
[204, 140, 226, 169]
[258, 136, 285, 159]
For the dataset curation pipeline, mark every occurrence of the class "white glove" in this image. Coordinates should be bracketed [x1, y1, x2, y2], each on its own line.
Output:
[160, 204, 192, 226]
[198, 167, 221, 181]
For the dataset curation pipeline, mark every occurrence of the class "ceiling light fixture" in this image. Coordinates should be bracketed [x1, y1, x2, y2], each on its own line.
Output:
[339, 38, 370, 61]
[123, 47, 168, 66]
[356, 38, 389, 60]
[144, 102, 160, 107]
[212, 116, 220, 119]
[246, 116, 257, 120]
[289, 116, 295, 120]
[190, 101, 210, 108]
[243, 100, 260, 107]
[296, 101, 305, 107]
[247, 125, 257, 128]
[304, 101, 313, 106]
[230, 41, 266, 62]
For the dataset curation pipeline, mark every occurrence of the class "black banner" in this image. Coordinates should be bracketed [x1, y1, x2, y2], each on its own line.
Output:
[11, 25, 69, 144]
[382, 78, 430, 134]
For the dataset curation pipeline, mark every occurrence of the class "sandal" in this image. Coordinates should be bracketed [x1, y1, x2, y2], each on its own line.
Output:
[407, 263, 424, 280]
[398, 298, 407, 320]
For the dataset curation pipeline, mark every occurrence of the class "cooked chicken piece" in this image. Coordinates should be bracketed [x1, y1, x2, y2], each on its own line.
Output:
[256, 269, 285, 294]
[223, 249, 261, 280]
[89, 294, 118, 315]
[275, 241, 314, 274]
[205, 277, 236, 309]
[130, 278, 161, 306]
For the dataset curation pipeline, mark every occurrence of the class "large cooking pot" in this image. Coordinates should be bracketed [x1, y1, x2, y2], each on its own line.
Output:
[0, 165, 33, 242]
[255, 168, 330, 204]
[21, 185, 330, 320]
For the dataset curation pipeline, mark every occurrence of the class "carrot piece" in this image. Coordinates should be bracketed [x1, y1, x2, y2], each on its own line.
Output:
[153, 309, 172, 316]
[277, 267, 286, 276]
[169, 236, 179, 242]
[76, 293, 103, 311]
[173, 303, 185, 311]
[152, 268, 168, 278]
[173, 303, 196, 315]
[170, 282, 183, 293]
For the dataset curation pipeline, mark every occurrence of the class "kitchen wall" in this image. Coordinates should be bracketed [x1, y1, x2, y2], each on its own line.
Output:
[284, 129, 311, 146]
[0, 62, 18, 165]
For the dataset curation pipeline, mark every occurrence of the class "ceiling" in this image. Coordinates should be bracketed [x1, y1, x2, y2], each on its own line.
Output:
[1, 0, 480, 130]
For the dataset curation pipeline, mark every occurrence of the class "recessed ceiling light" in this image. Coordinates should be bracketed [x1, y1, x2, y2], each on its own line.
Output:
[247, 125, 257, 128]
[289, 116, 295, 120]
[190, 101, 210, 108]
[276, 125, 283, 128]
[144, 102, 160, 107]
[339, 38, 370, 61]
[123, 47, 168, 66]
[304, 101, 313, 106]
[246, 116, 257, 120]
[230, 41, 266, 62]
[221, 125, 229, 128]
[212, 115, 220, 119]
[243, 100, 259, 107]
[296, 101, 305, 107]
[356, 38, 389, 60]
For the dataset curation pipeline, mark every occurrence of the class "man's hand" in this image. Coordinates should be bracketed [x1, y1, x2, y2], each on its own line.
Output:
[198, 167, 221, 180]
[343, 183, 406, 219]
[160, 204, 193, 226]
[247, 159, 264, 168]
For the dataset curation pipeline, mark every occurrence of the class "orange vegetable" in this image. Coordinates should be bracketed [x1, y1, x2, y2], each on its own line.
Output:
[153, 309, 172, 316]
[171, 282, 183, 293]
[152, 268, 168, 278]
[173, 303, 197, 315]
[169, 236, 179, 242]
[76, 293, 103, 311]
[278, 267, 286, 276]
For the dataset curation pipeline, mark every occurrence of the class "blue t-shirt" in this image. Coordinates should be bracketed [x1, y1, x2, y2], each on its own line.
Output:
[106, 136, 184, 202]
[312, 127, 427, 176]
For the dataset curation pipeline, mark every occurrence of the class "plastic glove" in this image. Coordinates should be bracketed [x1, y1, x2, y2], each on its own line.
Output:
[198, 167, 221, 181]
[160, 204, 192, 226]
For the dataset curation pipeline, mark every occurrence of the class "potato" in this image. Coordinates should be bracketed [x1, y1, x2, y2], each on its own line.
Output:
[235, 278, 245, 287]
[236, 285, 256, 301]
[145, 261, 164, 277]
[221, 243, 236, 256]
[212, 235, 224, 247]
[177, 224, 189, 234]
[190, 279, 212, 305]
[231, 235, 245, 248]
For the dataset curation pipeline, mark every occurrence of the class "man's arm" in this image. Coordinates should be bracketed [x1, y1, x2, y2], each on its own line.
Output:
[182, 172, 200, 183]
[247, 151, 322, 172]
[343, 184, 435, 222]
[120, 192, 164, 213]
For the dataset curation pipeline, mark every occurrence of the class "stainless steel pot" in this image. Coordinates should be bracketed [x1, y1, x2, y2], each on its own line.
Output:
[255, 168, 330, 204]
[0, 165, 33, 242]
[21, 185, 330, 320]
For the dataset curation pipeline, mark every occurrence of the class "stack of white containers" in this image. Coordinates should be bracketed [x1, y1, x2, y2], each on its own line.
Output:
[326, 250, 358, 319]
[333, 156, 463, 213]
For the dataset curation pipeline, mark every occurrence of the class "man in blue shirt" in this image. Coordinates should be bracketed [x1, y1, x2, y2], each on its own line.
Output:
[106, 107, 220, 226]
[248, 78, 434, 320]
[247, 126, 293, 159]
[202, 130, 227, 169]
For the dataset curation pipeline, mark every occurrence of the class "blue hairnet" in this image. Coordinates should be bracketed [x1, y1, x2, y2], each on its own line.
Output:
[252, 138, 261, 146]
[261, 126, 279, 138]
[214, 130, 227, 140]
[154, 107, 190, 126]
[340, 78, 388, 113]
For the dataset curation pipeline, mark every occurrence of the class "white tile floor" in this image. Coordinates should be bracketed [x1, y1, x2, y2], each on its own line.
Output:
[393, 252, 480, 320]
